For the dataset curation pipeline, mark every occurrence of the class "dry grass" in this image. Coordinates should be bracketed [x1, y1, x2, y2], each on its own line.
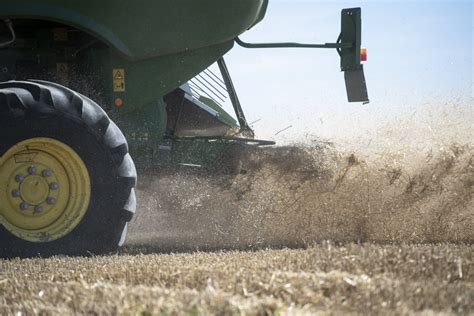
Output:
[1, 244, 473, 315]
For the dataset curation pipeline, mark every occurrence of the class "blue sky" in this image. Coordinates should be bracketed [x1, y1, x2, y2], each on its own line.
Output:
[220, 0, 473, 143]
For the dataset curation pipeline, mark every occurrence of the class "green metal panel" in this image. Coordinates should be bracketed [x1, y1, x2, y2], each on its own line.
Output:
[0, 0, 268, 61]
[0, 0, 267, 137]
[106, 41, 233, 116]
[117, 99, 168, 169]
[103, 42, 235, 161]
[198, 96, 237, 128]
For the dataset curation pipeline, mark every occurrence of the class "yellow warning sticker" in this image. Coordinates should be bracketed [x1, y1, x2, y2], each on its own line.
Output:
[113, 68, 125, 92]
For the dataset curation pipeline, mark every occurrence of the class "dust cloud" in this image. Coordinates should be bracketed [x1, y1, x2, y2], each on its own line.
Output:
[126, 102, 473, 250]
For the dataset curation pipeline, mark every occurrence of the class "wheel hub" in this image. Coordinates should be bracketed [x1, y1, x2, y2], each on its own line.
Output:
[10, 164, 60, 214]
[19, 174, 49, 205]
[0, 138, 90, 242]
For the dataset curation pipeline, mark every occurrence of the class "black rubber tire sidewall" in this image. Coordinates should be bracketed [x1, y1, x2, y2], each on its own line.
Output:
[0, 110, 130, 257]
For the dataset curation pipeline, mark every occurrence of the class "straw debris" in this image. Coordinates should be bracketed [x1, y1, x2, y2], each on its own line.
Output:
[1, 244, 472, 315]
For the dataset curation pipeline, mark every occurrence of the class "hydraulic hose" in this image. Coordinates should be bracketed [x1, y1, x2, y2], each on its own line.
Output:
[0, 19, 16, 48]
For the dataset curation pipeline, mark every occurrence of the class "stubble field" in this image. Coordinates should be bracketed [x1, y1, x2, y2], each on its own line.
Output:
[1, 103, 473, 315]
[1, 244, 473, 315]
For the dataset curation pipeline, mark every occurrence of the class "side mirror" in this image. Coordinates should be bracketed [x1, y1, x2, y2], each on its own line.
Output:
[340, 8, 369, 103]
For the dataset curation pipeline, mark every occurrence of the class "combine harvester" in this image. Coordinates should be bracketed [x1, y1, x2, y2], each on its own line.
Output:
[0, 1, 368, 256]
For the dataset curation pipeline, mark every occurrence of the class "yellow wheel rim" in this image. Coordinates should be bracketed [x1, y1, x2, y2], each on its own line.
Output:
[0, 137, 91, 242]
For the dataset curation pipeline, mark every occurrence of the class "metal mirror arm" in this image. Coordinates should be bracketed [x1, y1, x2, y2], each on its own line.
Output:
[233, 8, 369, 104]
[235, 36, 352, 50]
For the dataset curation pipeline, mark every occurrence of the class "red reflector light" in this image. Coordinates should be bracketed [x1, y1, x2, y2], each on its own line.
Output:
[360, 47, 367, 62]
[114, 97, 124, 107]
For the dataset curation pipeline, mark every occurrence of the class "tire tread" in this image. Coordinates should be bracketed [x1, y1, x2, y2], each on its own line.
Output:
[0, 81, 136, 253]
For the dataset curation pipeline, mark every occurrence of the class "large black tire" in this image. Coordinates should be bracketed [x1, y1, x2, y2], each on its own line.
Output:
[0, 80, 137, 257]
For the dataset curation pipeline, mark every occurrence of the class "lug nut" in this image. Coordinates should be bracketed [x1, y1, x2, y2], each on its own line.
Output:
[34, 205, 44, 213]
[49, 182, 59, 190]
[11, 189, 21, 198]
[19, 202, 29, 210]
[42, 169, 52, 177]
[46, 197, 56, 205]
[27, 165, 37, 175]
[15, 174, 25, 183]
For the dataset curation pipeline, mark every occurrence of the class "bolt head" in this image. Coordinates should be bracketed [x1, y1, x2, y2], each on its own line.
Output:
[49, 182, 59, 190]
[46, 197, 56, 205]
[27, 165, 37, 175]
[34, 205, 44, 213]
[19, 202, 29, 210]
[42, 169, 52, 177]
[11, 189, 21, 198]
[15, 174, 25, 183]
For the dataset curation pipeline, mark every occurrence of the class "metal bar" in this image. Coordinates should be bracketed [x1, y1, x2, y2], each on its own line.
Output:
[202, 69, 227, 90]
[188, 81, 219, 104]
[189, 81, 213, 99]
[205, 68, 226, 86]
[216, 57, 253, 136]
[178, 135, 275, 146]
[235, 37, 352, 49]
[191, 91, 201, 99]
[188, 81, 224, 107]
[189, 80, 220, 102]
[193, 76, 226, 103]
[197, 74, 227, 99]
